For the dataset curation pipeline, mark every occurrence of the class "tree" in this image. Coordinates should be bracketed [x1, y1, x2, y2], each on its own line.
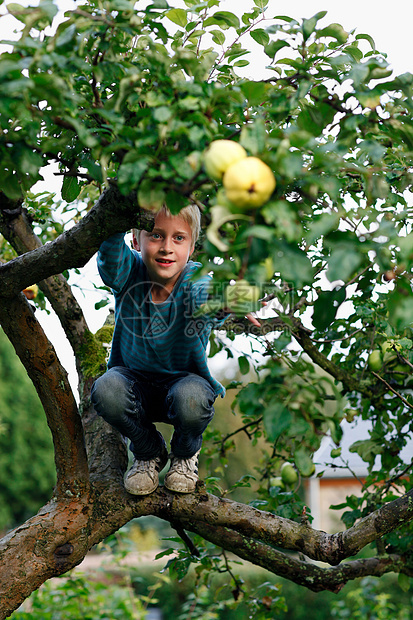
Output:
[1, 0, 413, 616]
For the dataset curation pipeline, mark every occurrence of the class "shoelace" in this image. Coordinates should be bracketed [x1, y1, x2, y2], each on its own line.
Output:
[132, 459, 155, 474]
[172, 455, 198, 474]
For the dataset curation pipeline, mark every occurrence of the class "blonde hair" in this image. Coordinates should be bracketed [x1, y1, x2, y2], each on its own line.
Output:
[133, 204, 201, 246]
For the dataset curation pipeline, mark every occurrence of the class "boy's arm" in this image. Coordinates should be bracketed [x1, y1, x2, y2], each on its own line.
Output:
[97, 232, 138, 293]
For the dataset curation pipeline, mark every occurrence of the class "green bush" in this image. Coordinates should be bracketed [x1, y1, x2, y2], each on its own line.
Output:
[10, 572, 147, 620]
[0, 329, 55, 530]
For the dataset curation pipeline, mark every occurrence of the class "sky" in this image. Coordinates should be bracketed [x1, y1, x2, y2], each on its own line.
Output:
[1, 0, 412, 391]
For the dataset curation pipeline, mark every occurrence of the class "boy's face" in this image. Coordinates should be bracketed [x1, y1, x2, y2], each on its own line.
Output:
[133, 211, 195, 291]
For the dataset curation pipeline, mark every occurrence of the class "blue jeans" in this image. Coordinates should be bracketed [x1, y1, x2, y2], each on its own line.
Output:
[91, 367, 216, 460]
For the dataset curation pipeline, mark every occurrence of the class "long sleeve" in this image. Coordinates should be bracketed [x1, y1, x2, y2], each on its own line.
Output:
[97, 233, 138, 294]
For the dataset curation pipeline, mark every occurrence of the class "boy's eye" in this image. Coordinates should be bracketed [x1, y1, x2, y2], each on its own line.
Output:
[151, 233, 161, 239]
[175, 235, 185, 241]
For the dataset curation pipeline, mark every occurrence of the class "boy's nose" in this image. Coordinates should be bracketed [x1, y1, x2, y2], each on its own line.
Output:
[160, 238, 173, 252]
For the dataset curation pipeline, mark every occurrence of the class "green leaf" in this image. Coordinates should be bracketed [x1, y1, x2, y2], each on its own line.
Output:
[210, 29, 226, 45]
[272, 242, 314, 288]
[166, 8, 187, 28]
[398, 573, 410, 593]
[312, 287, 346, 331]
[240, 81, 267, 106]
[2, 174, 22, 200]
[262, 201, 302, 242]
[302, 16, 318, 42]
[16, 148, 43, 177]
[297, 102, 336, 136]
[249, 28, 269, 47]
[264, 39, 289, 59]
[137, 179, 166, 211]
[388, 291, 413, 331]
[238, 355, 250, 375]
[165, 190, 188, 214]
[327, 246, 362, 283]
[153, 106, 172, 122]
[317, 23, 349, 45]
[204, 11, 240, 30]
[304, 213, 339, 246]
[117, 156, 150, 195]
[264, 403, 291, 442]
[294, 448, 315, 477]
[61, 176, 81, 203]
[240, 118, 267, 154]
[349, 439, 382, 465]
[356, 33, 376, 50]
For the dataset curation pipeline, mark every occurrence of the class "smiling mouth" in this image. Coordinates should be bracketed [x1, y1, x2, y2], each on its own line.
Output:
[156, 258, 175, 265]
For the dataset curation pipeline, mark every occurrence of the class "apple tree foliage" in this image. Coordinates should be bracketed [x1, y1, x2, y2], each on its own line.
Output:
[2, 0, 413, 615]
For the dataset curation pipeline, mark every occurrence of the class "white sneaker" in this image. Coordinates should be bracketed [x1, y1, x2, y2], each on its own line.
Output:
[124, 447, 168, 496]
[164, 450, 200, 493]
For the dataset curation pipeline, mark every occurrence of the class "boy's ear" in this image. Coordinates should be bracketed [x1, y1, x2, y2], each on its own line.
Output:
[189, 244, 195, 257]
[132, 231, 140, 251]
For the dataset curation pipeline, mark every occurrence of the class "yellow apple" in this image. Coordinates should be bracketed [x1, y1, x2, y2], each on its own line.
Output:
[22, 284, 39, 300]
[223, 156, 276, 209]
[203, 140, 247, 181]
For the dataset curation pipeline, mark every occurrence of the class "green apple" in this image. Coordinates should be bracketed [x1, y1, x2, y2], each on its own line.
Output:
[281, 463, 298, 486]
[203, 140, 247, 181]
[392, 363, 410, 382]
[269, 476, 285, 489]
[223, 156, 276, 209]
[368, 349, 383, 371]
[381, 340, 400, 364]
[225, 279, 261, 315]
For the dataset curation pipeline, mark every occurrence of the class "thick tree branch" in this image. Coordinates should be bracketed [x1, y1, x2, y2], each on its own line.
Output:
[3, 477, 413, 617]
[180, 521, 409, 593]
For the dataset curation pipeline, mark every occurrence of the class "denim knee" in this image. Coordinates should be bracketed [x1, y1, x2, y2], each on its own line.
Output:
[91, 369, 133, 425]
[167, 375, 215, 428]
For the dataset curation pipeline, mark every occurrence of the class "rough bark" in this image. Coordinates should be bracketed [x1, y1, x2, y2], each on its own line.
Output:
[3, 473, 413, 617]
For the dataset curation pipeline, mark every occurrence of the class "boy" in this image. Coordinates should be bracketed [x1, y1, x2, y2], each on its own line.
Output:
[91, 204, 258, 495]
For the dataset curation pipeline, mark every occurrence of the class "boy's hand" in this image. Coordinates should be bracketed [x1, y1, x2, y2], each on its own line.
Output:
[246, 312, 261, 327]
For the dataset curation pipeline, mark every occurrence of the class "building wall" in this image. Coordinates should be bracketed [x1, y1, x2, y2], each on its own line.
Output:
[306, 477, 365, 533]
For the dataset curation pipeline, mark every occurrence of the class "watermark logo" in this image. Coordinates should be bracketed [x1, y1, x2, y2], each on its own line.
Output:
[118, 281, 178, 340]
[116, 280, 294, 340]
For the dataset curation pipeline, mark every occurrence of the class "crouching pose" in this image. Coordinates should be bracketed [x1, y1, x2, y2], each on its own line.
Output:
[91, 204, 226, 495]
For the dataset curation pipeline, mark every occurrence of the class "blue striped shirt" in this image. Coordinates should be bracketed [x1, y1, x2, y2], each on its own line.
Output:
[97, 233, 226, 397]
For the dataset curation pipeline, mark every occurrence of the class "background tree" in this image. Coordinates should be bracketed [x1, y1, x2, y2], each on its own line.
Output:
[1, 0, 413, 617]
[0, 328, 55, 530]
